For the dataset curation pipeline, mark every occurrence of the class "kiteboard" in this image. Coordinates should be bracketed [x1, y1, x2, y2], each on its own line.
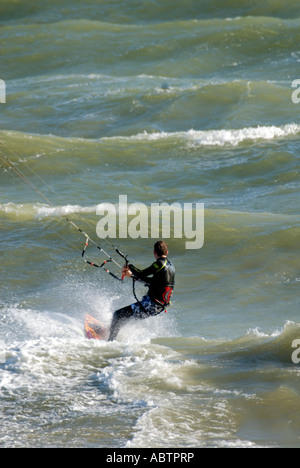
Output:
[84, 314, 109, 341]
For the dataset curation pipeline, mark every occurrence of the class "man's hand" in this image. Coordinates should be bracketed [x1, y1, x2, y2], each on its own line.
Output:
[122, 265, 132, 278]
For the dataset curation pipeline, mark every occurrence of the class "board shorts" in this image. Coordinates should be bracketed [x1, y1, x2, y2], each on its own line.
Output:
[130, 295, 164, 319]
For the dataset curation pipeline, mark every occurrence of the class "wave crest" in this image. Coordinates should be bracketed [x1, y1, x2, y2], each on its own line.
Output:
[102, 124, 300, 147]
[0, 202, 97, 220]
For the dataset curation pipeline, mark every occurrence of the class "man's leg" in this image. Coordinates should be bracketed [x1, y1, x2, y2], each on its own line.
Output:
[108, 305, 133, 342]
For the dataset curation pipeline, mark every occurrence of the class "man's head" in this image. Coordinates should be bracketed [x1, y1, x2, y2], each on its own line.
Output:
[154, 241, 168, 258]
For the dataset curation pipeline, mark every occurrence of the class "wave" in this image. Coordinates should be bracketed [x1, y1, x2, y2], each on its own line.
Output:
[102, 124, 300, 148]
[3, 16, 300, 44]
[231, 321, 300, 364]
[1, 0, 300, 26]
[162, 321, 300, 365]
[2, 201, 299, 221]
[3, 75, 297, 141]
[2, 203, 300, 260]
[2, 14, 300, 82]
[0, 202, 97, 221]
[224, 321, 300, 365]
[2, 121, 299, 155]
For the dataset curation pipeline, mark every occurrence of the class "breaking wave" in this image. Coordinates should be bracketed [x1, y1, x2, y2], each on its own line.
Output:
[102, 124, 300, 147]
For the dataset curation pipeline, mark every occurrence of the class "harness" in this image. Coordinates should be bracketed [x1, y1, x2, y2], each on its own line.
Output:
[132, 278, 171, 314]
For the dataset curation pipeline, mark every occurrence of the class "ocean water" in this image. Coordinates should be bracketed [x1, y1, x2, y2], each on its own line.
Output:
[1, 0, 300, 448]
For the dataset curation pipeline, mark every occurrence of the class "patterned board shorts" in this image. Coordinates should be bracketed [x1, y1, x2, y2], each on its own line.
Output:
[130, 295, 163, 319]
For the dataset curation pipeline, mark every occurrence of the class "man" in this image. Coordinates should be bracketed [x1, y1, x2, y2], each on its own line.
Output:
[108, 241, 175, 341]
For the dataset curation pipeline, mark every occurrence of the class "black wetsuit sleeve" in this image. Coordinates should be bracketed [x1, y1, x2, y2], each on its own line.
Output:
[129, 263, 157, 282]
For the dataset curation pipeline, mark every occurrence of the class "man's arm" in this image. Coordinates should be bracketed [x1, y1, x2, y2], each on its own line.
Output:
[127, 263, 157, 282]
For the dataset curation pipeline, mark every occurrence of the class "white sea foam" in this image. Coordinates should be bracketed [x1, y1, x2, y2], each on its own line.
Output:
[34, 203, 97, 219]
[102, 123, 300, 147]
[0, 202, 98, 220]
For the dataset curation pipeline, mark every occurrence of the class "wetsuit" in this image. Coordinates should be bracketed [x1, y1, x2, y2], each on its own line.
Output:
[108, 257, 175, 341]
